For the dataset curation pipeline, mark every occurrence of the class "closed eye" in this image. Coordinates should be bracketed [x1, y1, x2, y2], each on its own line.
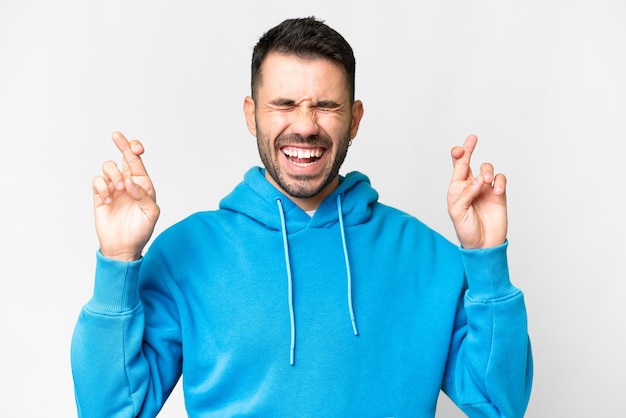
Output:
[269, 98, 297, 110]
[267, 99, 343, 112]
[314, 101, 341, 111]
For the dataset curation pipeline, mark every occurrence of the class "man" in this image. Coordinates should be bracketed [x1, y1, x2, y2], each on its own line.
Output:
[72, 17, 532, 417]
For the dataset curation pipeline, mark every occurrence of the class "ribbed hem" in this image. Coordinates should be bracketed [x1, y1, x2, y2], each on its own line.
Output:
[460, 240, 518, 301]
[86, 250, 142, 313]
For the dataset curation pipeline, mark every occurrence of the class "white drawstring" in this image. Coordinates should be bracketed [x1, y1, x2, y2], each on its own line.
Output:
[275, 198, 296, 366]
[275, 195, 359, 366]
[337, 195, 359, 336]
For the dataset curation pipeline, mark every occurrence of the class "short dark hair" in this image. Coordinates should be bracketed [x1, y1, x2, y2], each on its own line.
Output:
[251, 17, 356, 101]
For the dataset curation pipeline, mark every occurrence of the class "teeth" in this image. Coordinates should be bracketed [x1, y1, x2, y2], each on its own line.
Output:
[283, 147, 323, 159]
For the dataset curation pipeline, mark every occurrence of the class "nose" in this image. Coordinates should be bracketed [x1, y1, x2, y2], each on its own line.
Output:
[290, 106, 319, 138]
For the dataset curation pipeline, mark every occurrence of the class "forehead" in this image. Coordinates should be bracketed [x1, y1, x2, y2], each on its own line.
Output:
[257, 52, 350, 101]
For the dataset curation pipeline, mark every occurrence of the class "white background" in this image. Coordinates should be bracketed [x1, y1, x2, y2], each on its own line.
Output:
[1, 1, 624, 416]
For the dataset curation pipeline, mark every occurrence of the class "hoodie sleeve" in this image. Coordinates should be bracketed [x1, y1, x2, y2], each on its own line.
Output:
[442, 241, 533, 417]
[70, 251, 182, 418]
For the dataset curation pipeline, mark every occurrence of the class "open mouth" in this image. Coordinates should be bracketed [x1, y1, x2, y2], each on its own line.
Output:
[281, 146, 325, 167]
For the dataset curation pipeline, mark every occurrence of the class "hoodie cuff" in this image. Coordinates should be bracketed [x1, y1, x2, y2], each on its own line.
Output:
[86, 250, 143, 314]
[460, 240, 518, 302]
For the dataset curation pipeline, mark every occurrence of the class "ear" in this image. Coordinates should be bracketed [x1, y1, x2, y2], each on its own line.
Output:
[243, 96, 257, 137]
[349, 100, 364, 139]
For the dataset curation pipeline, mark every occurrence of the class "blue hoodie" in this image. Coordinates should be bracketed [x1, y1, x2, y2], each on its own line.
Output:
[71, 167, 532, 417]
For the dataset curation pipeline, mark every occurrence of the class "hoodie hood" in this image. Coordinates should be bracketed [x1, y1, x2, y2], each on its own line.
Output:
[219, 167, 379, 231]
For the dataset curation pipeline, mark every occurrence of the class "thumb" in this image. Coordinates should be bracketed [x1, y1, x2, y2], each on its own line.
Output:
[451, 175, 484, 215]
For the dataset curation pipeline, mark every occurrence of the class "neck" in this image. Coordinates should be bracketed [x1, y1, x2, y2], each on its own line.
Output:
[265, 172, 339, 212]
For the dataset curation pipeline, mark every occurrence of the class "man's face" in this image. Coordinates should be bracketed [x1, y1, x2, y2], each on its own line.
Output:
[244, 52, 363, 210]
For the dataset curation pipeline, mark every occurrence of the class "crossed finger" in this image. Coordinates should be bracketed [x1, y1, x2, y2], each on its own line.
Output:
[92, 132, 149, 205]
[111, 131, 147, 178]
[451, 134, 478, 183]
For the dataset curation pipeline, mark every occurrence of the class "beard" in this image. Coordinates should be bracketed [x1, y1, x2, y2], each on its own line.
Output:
[257, 130, 351, 199]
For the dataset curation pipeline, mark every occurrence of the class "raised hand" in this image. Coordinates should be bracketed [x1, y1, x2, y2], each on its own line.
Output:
[92, 132, 160, 261]
[447, 134, 507, 249]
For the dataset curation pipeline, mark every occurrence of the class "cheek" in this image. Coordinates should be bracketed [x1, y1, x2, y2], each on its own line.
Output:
[319, 115, 351, 139]
[259, 114, 292, 140]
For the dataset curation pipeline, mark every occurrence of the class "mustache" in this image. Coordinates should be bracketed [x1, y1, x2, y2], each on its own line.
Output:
[275, 133, 332, 148]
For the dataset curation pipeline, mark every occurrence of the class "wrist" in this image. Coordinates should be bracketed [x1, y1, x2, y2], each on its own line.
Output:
[99, 247, 143, 261]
